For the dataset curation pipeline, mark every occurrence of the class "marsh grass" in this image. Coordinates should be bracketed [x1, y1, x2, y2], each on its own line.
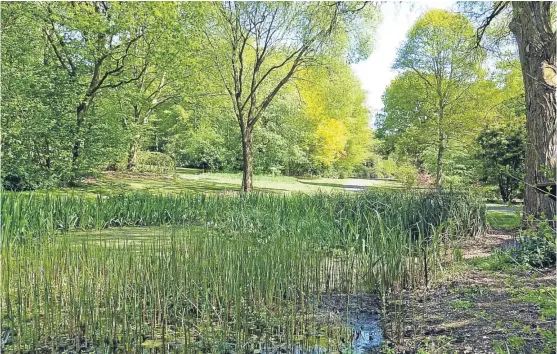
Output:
[1, 190, 485, 352]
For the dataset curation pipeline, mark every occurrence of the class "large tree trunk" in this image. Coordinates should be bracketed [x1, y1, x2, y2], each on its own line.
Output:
[241, 127, 254, 192]
[510, 2, 556, 220]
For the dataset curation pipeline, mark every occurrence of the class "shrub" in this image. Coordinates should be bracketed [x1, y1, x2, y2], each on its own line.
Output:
[136, 151, 175, 174]
[478, 218, 557, 270]
[373, 157, 398, 178]
[394, 164, 418, 187]
[352, 164, 376, 179]
[512, 218, 556, 268]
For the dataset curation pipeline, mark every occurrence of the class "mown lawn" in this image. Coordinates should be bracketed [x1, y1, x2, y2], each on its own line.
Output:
[486, 203, 522, 230]
[39, 169, 402, 196]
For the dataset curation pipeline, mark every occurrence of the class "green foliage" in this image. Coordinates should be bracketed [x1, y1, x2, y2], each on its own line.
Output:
[512, 219, 556, 268]
[477, 118, 525, 203]
[2, 188, 483, 352]
[1, 189, 485, 243]
[1, 3, 77, 189]
[372, 157, 418, 187]
[377, 10, 507, 187]
[298, 63, 373, 176]
[1, 2, 378, 189]
[449, 300, 473, 310]
[474, 218, 556, 270]
[136, 152, 175, 174]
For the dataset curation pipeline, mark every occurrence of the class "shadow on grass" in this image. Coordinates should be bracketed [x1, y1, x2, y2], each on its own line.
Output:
[73, 173, 287, 196]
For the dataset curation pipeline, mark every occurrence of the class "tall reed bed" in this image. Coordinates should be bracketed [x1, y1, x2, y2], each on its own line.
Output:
[1, 190, 485, 352]
[1, 190, 485, 243]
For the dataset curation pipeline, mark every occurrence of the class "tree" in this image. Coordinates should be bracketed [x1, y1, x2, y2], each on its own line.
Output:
[203, 2, 377, 192]
[477, 123, 525, 203]
[42, 2, 166, 179]
[298, 63, 371, 176]
[392, 10, 483, 187]
[1, 3, 77, 189]
[122, 3, 208, 170]
[476, 2, 556, 219]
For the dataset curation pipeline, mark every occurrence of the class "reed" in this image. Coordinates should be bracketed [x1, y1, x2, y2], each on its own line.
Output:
[1, 190, 485, 243]
[1, 189, 485, 352]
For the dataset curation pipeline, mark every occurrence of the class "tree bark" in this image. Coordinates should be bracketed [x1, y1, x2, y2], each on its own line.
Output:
[435, 117, 446, 188]
[127, 106, 142, 171]
[72, 100, 89, 163]
[127, 140, 139, 170]
[510, 2, 556, 220]
[241, 126, 254, 192]
[498, 175, 509, 203]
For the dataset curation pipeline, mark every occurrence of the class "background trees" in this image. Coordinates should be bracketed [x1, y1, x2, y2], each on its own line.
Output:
[1, 2, 377, 190]
[202, 2, 378, 191]
[2, 1, 554, 214]
[388, 10, 482, 187]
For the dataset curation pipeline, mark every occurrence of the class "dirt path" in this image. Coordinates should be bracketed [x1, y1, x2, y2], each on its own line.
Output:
[386, 232, 556, 354]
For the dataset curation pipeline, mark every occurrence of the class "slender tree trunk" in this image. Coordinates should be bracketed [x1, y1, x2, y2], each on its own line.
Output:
[241, 126, 254, 192]
[435, 124, 445, 188]
[506, 175, 513, 203]
[499, 175, 508, 203]
[72, 102, 87, 163]
[127, 107, 142, 171]
[510, 2, 556, 220]
[127, 140, 139, 170]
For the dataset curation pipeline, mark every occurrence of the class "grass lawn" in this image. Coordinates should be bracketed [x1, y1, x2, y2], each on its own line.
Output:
[45, 169, 402, 196]
[486, 203, 522, 230]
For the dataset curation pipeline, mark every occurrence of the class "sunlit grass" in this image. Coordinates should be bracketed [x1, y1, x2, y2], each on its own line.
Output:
[486, 210, 521, 230]
[30, 170, 403, 197]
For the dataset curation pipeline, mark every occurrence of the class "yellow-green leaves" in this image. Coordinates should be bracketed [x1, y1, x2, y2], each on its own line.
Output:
[298, 63, 371, 172]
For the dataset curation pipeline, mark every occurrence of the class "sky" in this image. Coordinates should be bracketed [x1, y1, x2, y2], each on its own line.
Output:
[351, 1, 456, 125]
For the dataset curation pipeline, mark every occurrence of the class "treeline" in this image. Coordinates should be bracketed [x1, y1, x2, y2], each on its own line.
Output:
[1, 2, 377, 191]
[2, 3, 554, 209]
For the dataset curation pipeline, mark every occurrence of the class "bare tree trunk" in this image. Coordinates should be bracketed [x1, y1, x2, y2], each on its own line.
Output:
[127, 106, 141, 171]
[241, 127, 254, 192]
[498, 175, 509, 203]
[127, 140, 139, 170]
[510, 2, 556, 220]
[435, 125, 445, 188]
[72, 99, 90, 169]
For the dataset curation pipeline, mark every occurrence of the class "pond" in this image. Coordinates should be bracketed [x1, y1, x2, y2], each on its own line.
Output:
[4, 226, 385, 353]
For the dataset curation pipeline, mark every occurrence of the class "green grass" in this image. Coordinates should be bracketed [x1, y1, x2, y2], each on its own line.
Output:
[486, 210, 521, 230]
[36, 170, 403, 197]
[1, 189, 486, 243]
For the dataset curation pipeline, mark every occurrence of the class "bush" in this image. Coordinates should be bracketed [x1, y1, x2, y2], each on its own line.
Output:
[373, 157, 418, 187]
[374, 157, 398, 178]
[352, 164, 376, 179]
[136, 151, 175, 174]
[512, 218, 556, 268]
[394, 164, 418, 187]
